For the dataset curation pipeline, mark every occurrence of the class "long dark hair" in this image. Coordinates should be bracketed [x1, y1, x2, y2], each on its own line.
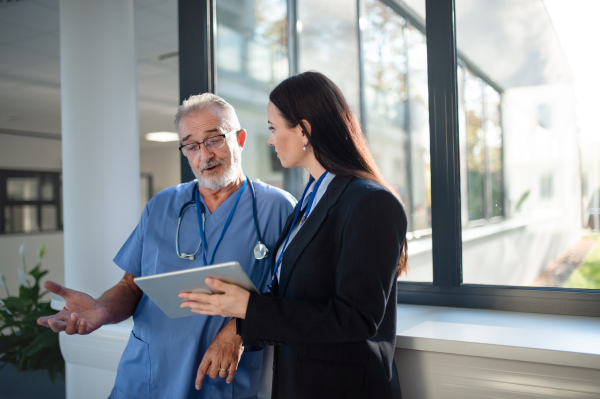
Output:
[269, 71, 408, 276]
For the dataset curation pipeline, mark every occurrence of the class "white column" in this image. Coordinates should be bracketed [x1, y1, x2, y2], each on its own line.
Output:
[60, 1, 139, 397]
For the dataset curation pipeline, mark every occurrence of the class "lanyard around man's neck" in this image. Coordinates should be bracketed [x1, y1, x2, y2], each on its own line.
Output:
[194, 178, 248, 266]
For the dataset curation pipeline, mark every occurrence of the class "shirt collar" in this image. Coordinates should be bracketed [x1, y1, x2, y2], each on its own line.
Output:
[300, 172, 336, 211]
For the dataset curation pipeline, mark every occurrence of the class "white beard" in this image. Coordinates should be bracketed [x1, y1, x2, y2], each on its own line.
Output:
[192, 144, 243, 191]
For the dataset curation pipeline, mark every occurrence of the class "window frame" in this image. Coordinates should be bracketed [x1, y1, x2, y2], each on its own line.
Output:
[396, 0, 600, 317]
[0, 169, 63, 234]
[178, 0, 216, 184]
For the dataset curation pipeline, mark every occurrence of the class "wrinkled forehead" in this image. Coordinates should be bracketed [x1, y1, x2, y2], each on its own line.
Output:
[178, 107, 228, 142]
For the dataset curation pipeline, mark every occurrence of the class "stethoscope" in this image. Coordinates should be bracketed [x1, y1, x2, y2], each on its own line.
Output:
[175, 176, 268, 263]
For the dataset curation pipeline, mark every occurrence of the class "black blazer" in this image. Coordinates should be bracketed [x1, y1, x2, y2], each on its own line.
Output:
[238, 175, 407, 399]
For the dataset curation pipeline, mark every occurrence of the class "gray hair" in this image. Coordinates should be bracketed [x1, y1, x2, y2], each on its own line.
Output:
[173, 93, 240, 133]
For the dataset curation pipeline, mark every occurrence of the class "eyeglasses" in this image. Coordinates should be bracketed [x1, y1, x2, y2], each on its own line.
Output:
[178, 130, 237, 156]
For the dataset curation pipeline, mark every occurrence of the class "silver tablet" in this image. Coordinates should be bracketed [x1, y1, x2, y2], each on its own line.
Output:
[133, 261, 258, 319]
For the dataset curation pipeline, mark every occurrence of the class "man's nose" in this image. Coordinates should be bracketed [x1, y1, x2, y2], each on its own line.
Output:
[197, 143, 214, 162]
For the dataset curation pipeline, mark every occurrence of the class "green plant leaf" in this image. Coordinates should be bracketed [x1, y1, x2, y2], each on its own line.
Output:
[26, 350, 43, 369]
[18, 285, 39, 303]
[22, 306, 54, 322]
[22, 330, 59, 357]
[0, 335, 19, 355]
[3, 242, 64, 381]
[39, 289, 52, 300]
[30, 266, 49, 280]
[3, 296, 33, 309]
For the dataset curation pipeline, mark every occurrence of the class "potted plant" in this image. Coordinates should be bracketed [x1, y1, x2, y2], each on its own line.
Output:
[0, 243, 64, 383]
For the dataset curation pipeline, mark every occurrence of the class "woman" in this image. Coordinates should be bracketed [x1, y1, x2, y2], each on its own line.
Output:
[180, 71, 408, 398]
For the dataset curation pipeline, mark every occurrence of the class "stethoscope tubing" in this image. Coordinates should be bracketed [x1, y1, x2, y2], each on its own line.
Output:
[175, 177, 267, 262]
[175, 200, 200, 260]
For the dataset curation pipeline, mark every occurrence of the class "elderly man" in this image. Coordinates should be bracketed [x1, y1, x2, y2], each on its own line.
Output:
[38, 93, 296, 398]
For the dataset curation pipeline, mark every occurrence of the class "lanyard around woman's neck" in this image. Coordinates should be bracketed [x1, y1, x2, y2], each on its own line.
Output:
[194, 178, 248, 266]
[270, 171, 329, 287]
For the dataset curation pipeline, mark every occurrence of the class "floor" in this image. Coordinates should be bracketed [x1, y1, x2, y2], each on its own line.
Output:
[0, 362, 65, 399]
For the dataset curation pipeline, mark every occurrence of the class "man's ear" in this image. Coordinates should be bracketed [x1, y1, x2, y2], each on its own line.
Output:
[236, 129, 247, 149]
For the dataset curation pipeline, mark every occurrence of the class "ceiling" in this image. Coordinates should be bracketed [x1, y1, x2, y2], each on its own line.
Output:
[0, 0, 179, 148]
[0, 0, 572, 148]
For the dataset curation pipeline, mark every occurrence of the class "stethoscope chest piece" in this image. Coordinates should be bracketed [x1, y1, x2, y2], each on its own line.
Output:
[180, 253, 195, 261]
[254, 242, 269, 260]
[177, 178, 269, 262]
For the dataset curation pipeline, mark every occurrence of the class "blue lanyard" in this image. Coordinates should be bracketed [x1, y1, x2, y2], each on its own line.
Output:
[194, 178, 248, 266]
[271, 171, 328, 285]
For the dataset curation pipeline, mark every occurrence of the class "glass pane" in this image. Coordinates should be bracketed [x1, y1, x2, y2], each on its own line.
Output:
[216, 0, 289, 187]
[457, 1, 600, 289]
[41, 180, 54, 201]
[485, 85, 503, 218]
[362, 0, 431, 282]
[7, 177, 39, 201]
[218, 26, 244, 74]
[298, 0, 360, 117]
[41, 205, 58, 231]
[463, 69, 486, 222]
[5, 205, 39, 233]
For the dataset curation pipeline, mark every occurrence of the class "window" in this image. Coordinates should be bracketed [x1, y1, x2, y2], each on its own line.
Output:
[179, 0, 600, 316]
[361, 0, 433, 282]
[396, 0, 599, 316]
[0, 170, 62, 234]
[297, 0, 361, 116]
[215, 0, 289, 189]
[460, 67, 503, 223]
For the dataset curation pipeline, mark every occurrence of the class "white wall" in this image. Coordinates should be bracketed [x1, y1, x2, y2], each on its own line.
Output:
[395, 349, 600, 399]
[139, 144, 181, 194]
[0, 133, 62, 171]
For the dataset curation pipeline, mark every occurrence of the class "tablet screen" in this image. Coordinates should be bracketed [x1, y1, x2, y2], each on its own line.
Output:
[133, 261, 258, 318]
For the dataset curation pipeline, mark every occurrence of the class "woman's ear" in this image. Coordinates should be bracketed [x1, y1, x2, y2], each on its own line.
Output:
[299, 119, 312, 138]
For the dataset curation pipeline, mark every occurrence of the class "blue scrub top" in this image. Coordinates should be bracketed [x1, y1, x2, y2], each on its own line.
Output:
[109, 180, 296, 399]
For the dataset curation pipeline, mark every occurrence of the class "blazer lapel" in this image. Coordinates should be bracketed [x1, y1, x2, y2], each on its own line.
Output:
[277, 175, 354, 296]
